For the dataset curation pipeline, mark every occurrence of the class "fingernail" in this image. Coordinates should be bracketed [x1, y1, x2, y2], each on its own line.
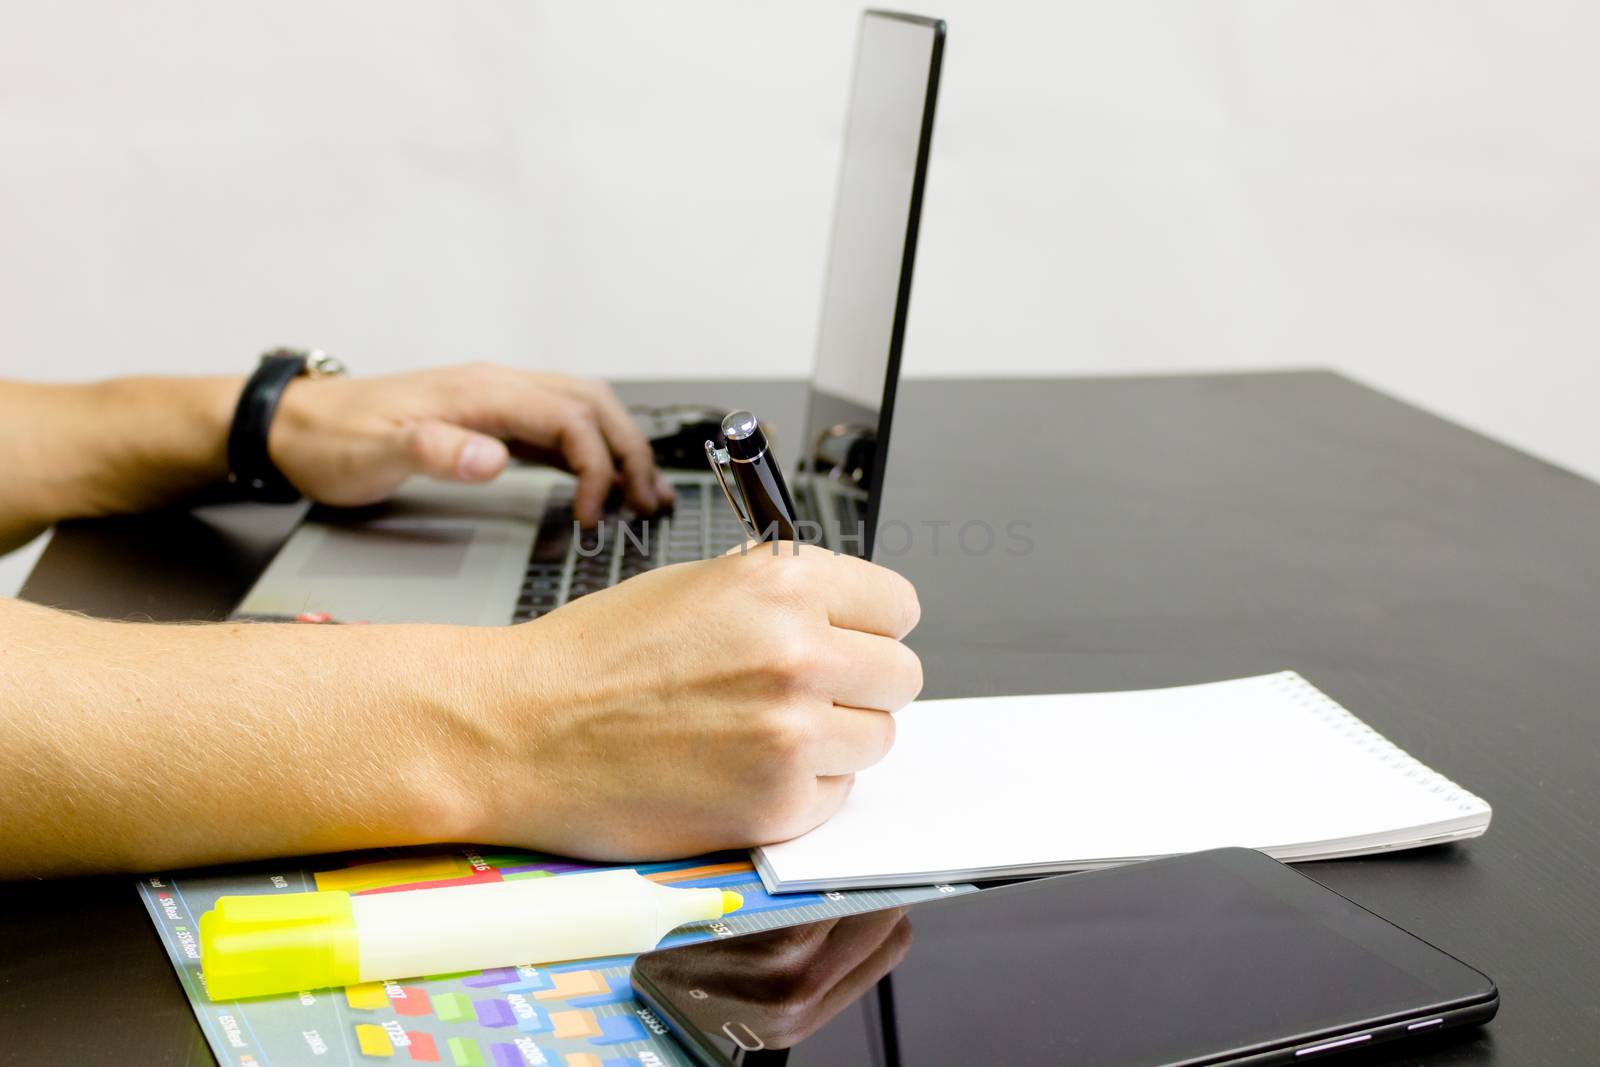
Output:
[656, 472, 675, 503]
[458, 437, 506, 480]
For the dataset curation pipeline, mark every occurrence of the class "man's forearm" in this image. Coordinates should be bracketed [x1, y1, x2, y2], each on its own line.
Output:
[0, 541, 923, 877]
[0, 598, 493, 878]
[0, 376, 242, 551]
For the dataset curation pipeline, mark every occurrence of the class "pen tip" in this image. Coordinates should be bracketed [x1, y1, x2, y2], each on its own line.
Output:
[720, 890, 744, 915]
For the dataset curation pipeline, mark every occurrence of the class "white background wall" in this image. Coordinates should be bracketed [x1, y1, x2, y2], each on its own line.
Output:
[3, 2, 1597, 590]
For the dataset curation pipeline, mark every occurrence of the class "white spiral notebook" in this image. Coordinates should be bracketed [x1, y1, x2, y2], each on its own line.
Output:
[753, 672, 1492, 893]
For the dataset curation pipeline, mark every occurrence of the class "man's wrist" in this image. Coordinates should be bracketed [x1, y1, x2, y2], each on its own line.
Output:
[75, 376, 243, 517]
[384, 624, 519, 845]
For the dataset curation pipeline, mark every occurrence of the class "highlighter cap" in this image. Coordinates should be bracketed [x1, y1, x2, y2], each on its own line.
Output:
[200, 890, 360, 1001]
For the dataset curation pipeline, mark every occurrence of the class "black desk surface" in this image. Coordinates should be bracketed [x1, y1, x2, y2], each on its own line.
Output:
[7, 372, 1599, 1065]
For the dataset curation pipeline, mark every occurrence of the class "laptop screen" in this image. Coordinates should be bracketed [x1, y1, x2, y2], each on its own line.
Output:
[795, 11, 944, 559]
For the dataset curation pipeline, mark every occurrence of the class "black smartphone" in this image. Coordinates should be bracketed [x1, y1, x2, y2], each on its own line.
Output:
[631, 848, 1496, 1066]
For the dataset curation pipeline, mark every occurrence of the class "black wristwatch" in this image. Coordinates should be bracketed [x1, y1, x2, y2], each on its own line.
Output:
[226, 347, 347, 502]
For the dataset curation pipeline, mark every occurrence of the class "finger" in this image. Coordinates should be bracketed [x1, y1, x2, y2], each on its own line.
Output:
[761, 771, 851, 844]
[441, 374, 621, 526]
[803, 548, 920, 638]
[501, 395, 618, 526]
[547, 379, 663, 514]
[807, 774, 855, 832]
[561, 423, 619, 526]
[398, 420, 510, 483]
[764, 774, 857, 845]
[819, 629, 923, 712]
[808, 705, 896, 777]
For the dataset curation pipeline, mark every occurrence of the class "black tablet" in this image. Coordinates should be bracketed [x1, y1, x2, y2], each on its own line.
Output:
[632, 848, 1496, 1066]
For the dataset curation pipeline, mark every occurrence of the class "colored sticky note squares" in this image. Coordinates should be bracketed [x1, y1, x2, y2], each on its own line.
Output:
[533, 970, 610, 1001]
[474, 999, 517, 1028]
[593, 1015, 648, 1046]
[407, 1032, 440, 1062]
[346, 982, 391, 1010]
[463, 967, 521, 988]
[433, 992, 474, 1023]
[569, 974, 634, 1008]
[603, 1059, 641, 1067]
[550, 1009, 602, 1039]
[564, 1056, 604, 1067]
[447, 1036, 485, 1067]
[488, 1044, 526, 1067]
[355, 1023, 394, 1057]
[477, 851, 542, 867]
[392, 987, 433, 1017]
[497, 966, 555, 994]
[505, 994, 550, 1034]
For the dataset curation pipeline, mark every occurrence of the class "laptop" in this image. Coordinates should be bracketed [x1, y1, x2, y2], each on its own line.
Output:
[235, 11, 945, 626]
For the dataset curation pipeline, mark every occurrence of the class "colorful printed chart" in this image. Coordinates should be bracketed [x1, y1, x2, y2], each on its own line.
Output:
[138, 847, 971, 1066]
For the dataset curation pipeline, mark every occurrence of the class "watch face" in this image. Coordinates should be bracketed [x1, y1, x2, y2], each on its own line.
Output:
[303, 350, 346, 378]
[260, 347, 345, 378]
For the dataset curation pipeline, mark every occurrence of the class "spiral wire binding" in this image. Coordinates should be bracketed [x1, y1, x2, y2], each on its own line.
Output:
[1267, 671, 1489, 816]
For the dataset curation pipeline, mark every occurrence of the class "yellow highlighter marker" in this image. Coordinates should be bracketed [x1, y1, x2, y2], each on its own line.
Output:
[198, 868, 742, 1001]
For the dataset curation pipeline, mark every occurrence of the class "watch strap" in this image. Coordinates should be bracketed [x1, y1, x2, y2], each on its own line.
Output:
[226, 352, 308, 503]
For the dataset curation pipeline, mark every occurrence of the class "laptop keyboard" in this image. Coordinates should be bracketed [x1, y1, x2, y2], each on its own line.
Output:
[512, 475, 747, 623]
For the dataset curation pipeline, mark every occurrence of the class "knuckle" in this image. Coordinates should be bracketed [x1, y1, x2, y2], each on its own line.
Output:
[785, 542, 827, 566]
[752, 703, 812, 762]
[556, 396, 591, 429]
[759, 630, 826, 694]
[402, 423, 428, 458]
[403, 422, 441, 463]
[557, 407, 606, 457]
[443, 362, 502, 401]
[754, 552, 815, 603]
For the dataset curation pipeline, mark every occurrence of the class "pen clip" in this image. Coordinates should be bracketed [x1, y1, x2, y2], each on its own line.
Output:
[705, 439, 758, 541]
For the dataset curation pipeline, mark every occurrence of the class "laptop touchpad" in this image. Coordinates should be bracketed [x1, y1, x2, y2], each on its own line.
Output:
[236, 468, 552, 625]
[298, 519, 476, 578]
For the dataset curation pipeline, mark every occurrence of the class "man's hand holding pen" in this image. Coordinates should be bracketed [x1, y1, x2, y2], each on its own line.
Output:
[457, 544, 923, 860]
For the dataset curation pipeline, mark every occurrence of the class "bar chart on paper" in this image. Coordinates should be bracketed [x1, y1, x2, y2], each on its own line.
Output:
[138, 847, 971, 1066]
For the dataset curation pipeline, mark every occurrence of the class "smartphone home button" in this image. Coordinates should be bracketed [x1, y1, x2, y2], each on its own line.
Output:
[722, 1022, 765, 1051]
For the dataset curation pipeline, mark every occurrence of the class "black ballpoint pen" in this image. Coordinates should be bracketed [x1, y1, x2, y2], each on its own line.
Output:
[705, 410, 799, 543]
